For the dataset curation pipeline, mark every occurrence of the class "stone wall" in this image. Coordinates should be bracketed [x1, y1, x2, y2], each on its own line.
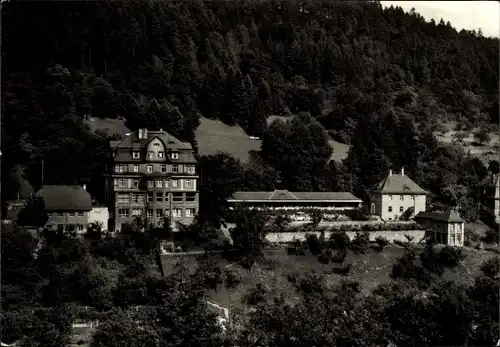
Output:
[265, 229, 427, 244]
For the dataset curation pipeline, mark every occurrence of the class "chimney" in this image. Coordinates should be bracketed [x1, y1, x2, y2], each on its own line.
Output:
[138, 128, 148, 139]
[401, 167, 405, 177]
[83, 184, 87, 191]
[160, 128, 163, 133]
[389, 169, 392, 177]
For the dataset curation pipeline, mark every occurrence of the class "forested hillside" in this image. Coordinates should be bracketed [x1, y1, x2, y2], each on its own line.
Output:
[2, 0, 499, 219]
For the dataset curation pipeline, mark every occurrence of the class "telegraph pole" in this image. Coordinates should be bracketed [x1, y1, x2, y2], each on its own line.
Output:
[41, 160, 44, 187]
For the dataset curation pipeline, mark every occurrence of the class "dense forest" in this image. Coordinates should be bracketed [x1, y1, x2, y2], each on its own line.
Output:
[2, 0, 499, 222]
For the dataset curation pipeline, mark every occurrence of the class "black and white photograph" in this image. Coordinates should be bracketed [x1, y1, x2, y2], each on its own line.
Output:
[1, 1, 499, 346]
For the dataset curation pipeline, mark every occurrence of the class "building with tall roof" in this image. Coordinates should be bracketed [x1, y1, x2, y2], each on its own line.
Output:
[414, 209, 465, 246]
[476, 172, 500, 223]
[105, 128, 198, 232]
[370, 168, 427, 221]
[227, 189, 362, 212]
[36, 185, 92, 232]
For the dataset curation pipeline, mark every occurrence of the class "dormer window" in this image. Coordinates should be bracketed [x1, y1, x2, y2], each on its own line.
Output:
[158, 152, 164, 158]
[133, 152, 140, 159]
[147, 152, 154, 159]
[171, 152, 179, 160]
[153, 143, 160, 148]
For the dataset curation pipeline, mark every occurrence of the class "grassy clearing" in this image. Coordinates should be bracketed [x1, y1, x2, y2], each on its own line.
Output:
[159, 245, 492, 312]
[196, 117, 261, 162]
[435, 121, 499, 164]
[84, 117, 131, 137]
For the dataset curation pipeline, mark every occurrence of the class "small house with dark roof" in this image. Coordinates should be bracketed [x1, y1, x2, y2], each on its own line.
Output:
[370, 168, 427, 221]
[227, 189, 362, 213]
[36, 185, 92, 232]
[414, 209, 465, 246]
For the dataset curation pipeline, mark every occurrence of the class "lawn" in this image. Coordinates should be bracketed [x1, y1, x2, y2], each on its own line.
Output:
[159, 245, 494, 313]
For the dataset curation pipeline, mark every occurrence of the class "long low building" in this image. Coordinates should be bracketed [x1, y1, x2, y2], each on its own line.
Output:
[227, 190, 362, 211]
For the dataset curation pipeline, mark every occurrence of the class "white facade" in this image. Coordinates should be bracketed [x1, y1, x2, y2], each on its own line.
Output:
[372, 193, 426, 221]
[89, 207, 110, 231]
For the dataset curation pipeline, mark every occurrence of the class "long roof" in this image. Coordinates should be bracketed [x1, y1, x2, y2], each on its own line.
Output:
[36, 185, 92, 211]
[110, 130, 192, 150]
[228, 190, 362, 202]
[414, 210, 464, 223]
[372, 173, 427, 194]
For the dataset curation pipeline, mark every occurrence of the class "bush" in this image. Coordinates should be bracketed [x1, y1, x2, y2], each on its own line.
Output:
[331, 249, 348, 263]
[375, 236, 389, 251]
[224, 269, 241, 289]
[482, 228, 499, 244]
[465, 228, 481, 242]
[317, 248, 333, 264]
[329, 232, 350, 250]
[438, 246, 467, 268]
[350, 231, 370, 254]
[243, 284, 267, 306]
[287, 239, 306, 256]
[306, 234, 323, 256]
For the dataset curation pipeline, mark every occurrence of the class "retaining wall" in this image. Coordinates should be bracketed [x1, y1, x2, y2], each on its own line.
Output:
[265, 229, 427, 244]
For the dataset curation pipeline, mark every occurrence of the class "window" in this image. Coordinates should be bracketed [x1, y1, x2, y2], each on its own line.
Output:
[147, 192, 153, 202]
[132, 179, 139, 188]
[186, 208, 196, 217]
[156, 179, 163, 188]
[388, 206, 393, 212]
[78, 224, 84, 231]
[153, 143, 160, 148]
[172, 208, 182, 217]
[58, 212, 64, 217]
[399, 206, 404, 213]
[156, 192, 163, 202]
[187, 165, 195, 174]
[171, 152, 179, 159]
[132, 208, 143, 216]
[186, 193, 196, 202]
[46, 224, 53, 230]
[164, 209, 170, 217]
[117, 193, 130, 203]
[156, 209, 163, 218]
[69, 212, 75, 216]
[172, 165, 178, 173]
[173, 193, 183, 202]
[78, 212, 84, 216]
[171, 179, 178, 188]
[133, 152, 140, 159]
[115, 164, 127, 173]
[118, 179, 126, 187]
[148, 180, 154, 188]
[132, 193, 144, 203]
[184, 179, 193, 189]
[389, 195, 393, 200]
[164, 193, 169, 202]
[147, 165, 153, 173]
[400, 195, 404, 201]
[161, 165, 167, 173]
[118, 208, 129, 218]
[133, 165, 139, 172]
[164, 180, 169, 188]
[158, 152, 164, 158]
[148, 152, 154, 159]
[147, 209, 153, 218]
[57, 224, 64, 230]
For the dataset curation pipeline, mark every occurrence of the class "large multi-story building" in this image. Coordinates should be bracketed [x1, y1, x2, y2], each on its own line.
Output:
[370, 168, 427, 221]
[105, 128, 198, 231]
[476, 172, 500, 223]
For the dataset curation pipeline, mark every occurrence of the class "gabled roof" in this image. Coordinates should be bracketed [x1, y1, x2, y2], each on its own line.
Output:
[110, 130, 192, 151]
[372, 173, 427, 194]
[414, 210, 464, 223]
[229, 190, 362, 202]
[36, 185, 92, 211]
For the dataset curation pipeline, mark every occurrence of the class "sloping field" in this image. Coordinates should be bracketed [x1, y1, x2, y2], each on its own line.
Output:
[160, 246, 492, 312]
[84, 117, 131, 137]
[196, 117, 261, 162]
[435, 121, 499, 164]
